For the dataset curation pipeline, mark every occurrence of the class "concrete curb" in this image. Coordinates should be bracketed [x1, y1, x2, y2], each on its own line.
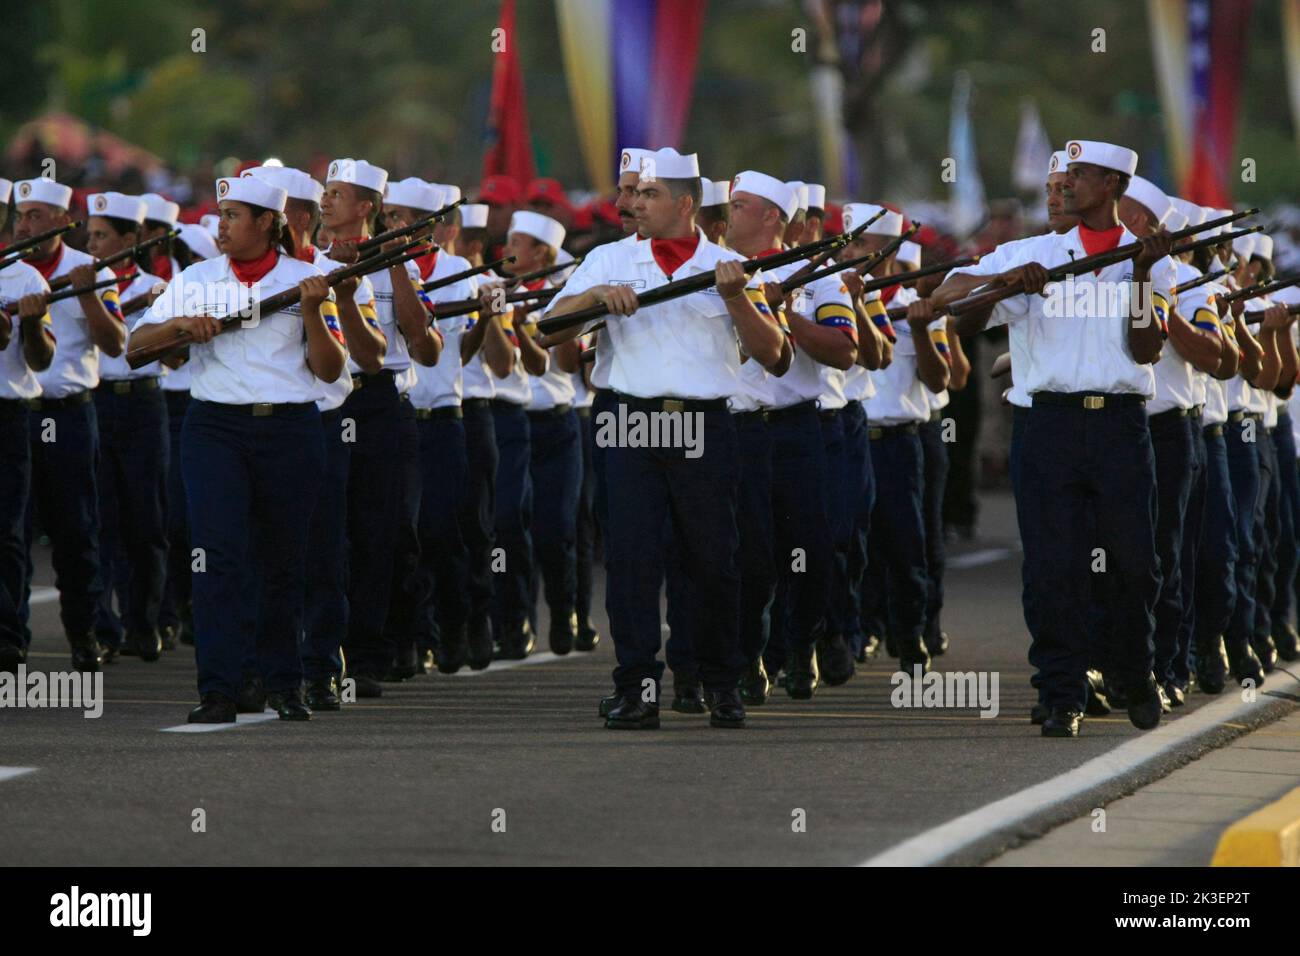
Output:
[861, 666, 1300, 866]
[1211, 785, 1300, 866]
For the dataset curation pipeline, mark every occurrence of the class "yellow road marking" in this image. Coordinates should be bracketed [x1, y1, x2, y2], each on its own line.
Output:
[1211, 786, 1300, 866]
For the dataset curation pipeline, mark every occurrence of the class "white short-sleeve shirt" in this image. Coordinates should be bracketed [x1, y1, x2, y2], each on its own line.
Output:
[34, 245, 120, 398]
[0, 259, 51, 400]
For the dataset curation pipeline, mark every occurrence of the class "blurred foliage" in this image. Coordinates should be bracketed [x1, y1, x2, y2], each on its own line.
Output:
[1, 0, 1294, 204]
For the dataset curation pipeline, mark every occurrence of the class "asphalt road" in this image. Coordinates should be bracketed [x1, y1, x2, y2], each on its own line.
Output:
[0, 491, 1275, 866]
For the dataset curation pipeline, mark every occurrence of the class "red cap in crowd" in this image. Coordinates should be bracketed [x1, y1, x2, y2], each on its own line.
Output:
[479, 175, 520, 206]
[526, 177, 571, 211]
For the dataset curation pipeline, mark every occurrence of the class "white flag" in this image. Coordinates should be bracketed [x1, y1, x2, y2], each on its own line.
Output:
[1011, 98, 1054, 193]
[947, 71, 986, 238]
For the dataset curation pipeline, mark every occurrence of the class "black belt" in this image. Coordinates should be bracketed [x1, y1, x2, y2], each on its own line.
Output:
[868, 422, 920, 440]
[98, 377, 161, 395]
[351, 369, 396, 388]
[576, 406, 591, 419]
[1190, 404, 1205, 418]
[612, 392, 728, 414]
[0, 397, 34, 413]
[1031, 391, 1146, 410]
[819, 407, 841, 422]
[1227, 410, 1247, 422]
[414, 406, 462, 421]
[768, 399, 818, 422]
[1204, 424, 1224, 439]
[27, 390, 93, 410]
[928, 408, 943, 423]
[217, 401, 314, 417]
[733, 409, 768, 423]
[1148, 407, 1192, 426]
[462, 398, 492, 410]
[528, 403, 572, 420]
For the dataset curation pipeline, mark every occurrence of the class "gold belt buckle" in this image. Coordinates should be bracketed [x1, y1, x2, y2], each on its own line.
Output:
[1083, 395, 1105, 410]
[868, 427, 883, 440]
[251, 403, 274, 417]
[663, 399, 685, 414]
[113, 381, 131, 395]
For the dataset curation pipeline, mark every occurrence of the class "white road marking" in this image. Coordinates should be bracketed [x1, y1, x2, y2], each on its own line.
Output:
[452, 652, 571, 676]
[0, 767, 36, 783]
[29, 587, 58, 605]
[946, 547, 1016, 570]
[859, 668, 1300, 866]
[160, 711, 279, 733]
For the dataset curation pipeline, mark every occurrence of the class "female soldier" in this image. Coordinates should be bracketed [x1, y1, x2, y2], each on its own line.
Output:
[129, 175, 347, 722]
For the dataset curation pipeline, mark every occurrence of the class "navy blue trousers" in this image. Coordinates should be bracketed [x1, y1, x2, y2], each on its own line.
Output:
[340, 372, 404, 677]
[301, 407, 352, 680]
[0, 401, 30, 650]
[735, 414, 774, 665]
[24, 399, 102, 643]
[839, 402, 874, 654]
[919, 416, 949, 641]
[1252, 425, 1280, 645]
[1020, 402, 1159, 710]
[1194, 426, 1238, 650]
[1224, 417, 1262, 650]
[604, 405, 742, 695]
[1148, 411, 1195, 683]
[575, 408, 597, 629]
[93, 384, 169, 646]
[408, 413, 470, 654]
[768, 405, 832, 652]
[1270, 413, 1299, 633]
[159, 390, 191, 634]
[182, 400, 321, 699]
[491, 400, 533, 634]
[861, 429, 928, 647]
[459, 400, 498, 634]
[1172, 415, 1207, 688]
[528, 408, 581, 626]
[383, 397, 423, 658]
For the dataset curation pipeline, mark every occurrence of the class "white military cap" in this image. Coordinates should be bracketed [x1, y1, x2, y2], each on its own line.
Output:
[619, 147, 654, 177]
[731, 171, 797, 219]
[806, 183, 827, 210]
[87, 191, 147, 223]
[14, 178, 73, 210]
[1125, 175, 1172, 225]
[700, 177, 731, 208]
[1232, 233, 1256, 259]
[1168, 197, 1205, 229]
[0, 178, 10, 204]
[1063, 139, 1139, 176]
[244, 165, 324, 205]
[841, 202, 903, 237]
[897, 240, 922, 268]
[386, 177, 441, 212]
[639, 147, 699, 180]
[1048, 150, 1069, 175]
[1196, 206, 1223, 237]
[177, 223, 220, 261]
[787, 181, 809, 213]
[461, 203, 489, 229]
[200, 214, 220, 237]
[1163, 206, 1188, 232]
[509, 210, 566, 251]
[1253, 234, 1274, 260]
[141, 193, 180, 225]
[433, 183, 463, 208]
[326, 158, 389, 194]
[216, 175, 287, 213]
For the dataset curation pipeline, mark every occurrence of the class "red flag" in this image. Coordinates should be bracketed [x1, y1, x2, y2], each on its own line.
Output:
[482, 0, 536, 190]
[1182, 0, 1253, 207]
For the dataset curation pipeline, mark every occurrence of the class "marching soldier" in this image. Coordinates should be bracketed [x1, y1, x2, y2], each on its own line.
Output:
[14, 176, 125, 672]
[0, 179, 56, 673]
[697, 178, 730, 245]
[129, 174, 348, 722]
[85, 191, 170, 663]
[140, 194, 181, 282]
[545, 147, 784, 730]
[935, 140, 1171, 737]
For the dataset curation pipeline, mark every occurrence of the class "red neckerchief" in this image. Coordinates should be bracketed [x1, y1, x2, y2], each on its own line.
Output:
[111, 260, 135, 295]
[229, 246, 279, 286]
[151, 250, 173, 281]
[650, 234, 700, 278]
[28, 244, 65, 282]
[296, 244, 318, 263]
[1078, 223, 1125, 259]
[880, 283, 902, 305]
[415, 248, 439, 280]
[522, 278, 546, 292]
